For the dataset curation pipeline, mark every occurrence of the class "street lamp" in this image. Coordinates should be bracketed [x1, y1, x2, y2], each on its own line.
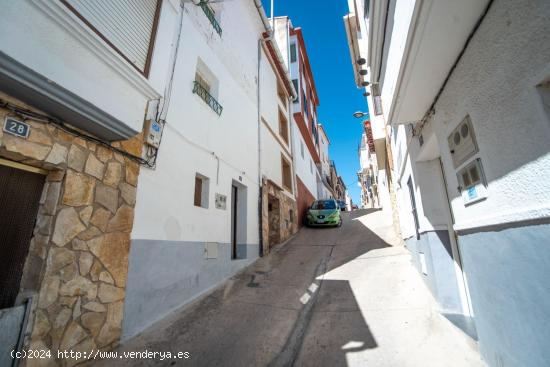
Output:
[353, 111, 368, 119]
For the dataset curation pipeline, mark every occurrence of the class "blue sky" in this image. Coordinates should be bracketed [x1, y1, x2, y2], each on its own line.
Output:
[265, 0, 368, 204]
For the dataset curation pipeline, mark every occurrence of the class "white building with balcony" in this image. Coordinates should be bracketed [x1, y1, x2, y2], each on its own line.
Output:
[124, 0, 282, 339]
[0, 0, 182, 356]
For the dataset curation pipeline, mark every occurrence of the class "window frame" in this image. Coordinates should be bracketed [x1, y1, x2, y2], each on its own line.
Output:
[281, 155, 293, 193]
[290, 43, 297, 63]
[194, 174, 210, 208]
[278, 108, 289, 145]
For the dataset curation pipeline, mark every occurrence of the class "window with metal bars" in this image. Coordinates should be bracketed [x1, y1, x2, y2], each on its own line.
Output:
[199, 1, 222, 36]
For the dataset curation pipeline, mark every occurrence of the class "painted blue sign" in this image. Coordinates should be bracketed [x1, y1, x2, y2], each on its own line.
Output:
[467, 186, 478, 200]
[3, 117, 29, 139]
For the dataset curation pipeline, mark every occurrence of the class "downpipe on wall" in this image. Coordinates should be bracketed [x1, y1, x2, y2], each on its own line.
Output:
[257, 36, 265, 257]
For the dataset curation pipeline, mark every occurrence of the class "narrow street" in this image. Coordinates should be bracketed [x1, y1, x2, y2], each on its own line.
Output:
[98, 209, 483, 367]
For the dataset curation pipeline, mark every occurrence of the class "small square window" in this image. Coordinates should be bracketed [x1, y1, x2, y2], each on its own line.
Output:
[194, 174, 210, 208]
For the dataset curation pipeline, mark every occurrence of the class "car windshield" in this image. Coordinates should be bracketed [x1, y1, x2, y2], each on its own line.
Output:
[311, 200, 336, 210]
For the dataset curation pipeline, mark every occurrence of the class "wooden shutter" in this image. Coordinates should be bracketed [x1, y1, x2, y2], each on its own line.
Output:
[62, 0, 160, 74]
[194, 177, 202, 207]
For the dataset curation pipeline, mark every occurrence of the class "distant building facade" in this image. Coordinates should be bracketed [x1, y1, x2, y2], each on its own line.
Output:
[274, 17, 323, 225]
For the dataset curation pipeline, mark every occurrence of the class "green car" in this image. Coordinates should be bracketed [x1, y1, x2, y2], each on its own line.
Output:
[305, 199, 342, 227]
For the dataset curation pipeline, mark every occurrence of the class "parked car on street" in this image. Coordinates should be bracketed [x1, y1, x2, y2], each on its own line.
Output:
[337, 200, 347, 211]
[306, 199, 342, 227]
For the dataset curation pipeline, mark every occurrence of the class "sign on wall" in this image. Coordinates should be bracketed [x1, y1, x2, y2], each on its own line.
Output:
[3, 117, 29, 139]
[215, 193, 227, 210]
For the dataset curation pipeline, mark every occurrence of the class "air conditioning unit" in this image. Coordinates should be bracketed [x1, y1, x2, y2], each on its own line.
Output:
[448, 116, 478, 169]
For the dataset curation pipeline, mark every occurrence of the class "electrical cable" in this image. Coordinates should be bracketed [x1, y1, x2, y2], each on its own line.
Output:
[414, 0, 495, 136]
[0, 98, 154, 167]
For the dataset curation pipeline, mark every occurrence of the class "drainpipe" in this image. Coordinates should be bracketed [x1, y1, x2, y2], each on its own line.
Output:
[257, 37, 265, 257]
[253, 0, 269, 257]
[286, 18, 299, 198]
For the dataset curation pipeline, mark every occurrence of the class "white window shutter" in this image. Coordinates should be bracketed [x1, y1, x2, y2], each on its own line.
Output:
[64, 0, 159, 73]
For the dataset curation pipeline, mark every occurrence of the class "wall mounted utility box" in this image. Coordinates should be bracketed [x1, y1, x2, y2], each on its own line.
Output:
[144, 119, 163, 148]
[448, 116, 478, 169]
[205, 242, 218, 259]
[457, 158, 488, 205]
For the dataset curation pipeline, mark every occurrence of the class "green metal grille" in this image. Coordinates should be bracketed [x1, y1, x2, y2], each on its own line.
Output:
[193, 81, 223, 116]
[199, 1, 222, 36]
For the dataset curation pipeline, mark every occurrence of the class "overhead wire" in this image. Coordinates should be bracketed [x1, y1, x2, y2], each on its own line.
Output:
[0, 98, 154, 167]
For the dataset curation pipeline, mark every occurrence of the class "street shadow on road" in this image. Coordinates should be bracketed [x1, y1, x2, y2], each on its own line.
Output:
[98, 209, 396, 367]
[287, 208, 394, 366]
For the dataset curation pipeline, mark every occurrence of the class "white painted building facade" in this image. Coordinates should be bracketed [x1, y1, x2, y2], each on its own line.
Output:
[317, 124, 333, 199]
[273, 17, 323, 223]
[124, 0, 280, 340]
[346, 0, 550, 365]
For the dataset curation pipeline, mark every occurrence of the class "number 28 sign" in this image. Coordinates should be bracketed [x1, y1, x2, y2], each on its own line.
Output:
[3, 117, 30, 139]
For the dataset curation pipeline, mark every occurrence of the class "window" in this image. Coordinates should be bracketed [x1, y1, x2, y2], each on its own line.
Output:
[279, 109, 289, 144]
[195, 72, 211, 93]
[292, 80, 299, 103]
[194, 174, 210, 208]
[300, 141, 305, 159]
[199, 1, 222, 36]
[310, 159, 313, 174]
[194, 60, 223, 115]
[277, 82, 287, 108]
[290, 43, 297, 63]
[281, 156, 293, 192]
[62, 0, 161, 76]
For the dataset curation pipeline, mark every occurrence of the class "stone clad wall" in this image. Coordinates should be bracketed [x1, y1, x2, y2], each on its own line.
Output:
[261, 179, 298, 254]
[0, 92, 143, 366]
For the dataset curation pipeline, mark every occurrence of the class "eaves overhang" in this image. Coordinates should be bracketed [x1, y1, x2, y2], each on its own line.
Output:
[0, 51, 137, 141]
[388, 0, 491, 125]
[343, 13, 363, 88]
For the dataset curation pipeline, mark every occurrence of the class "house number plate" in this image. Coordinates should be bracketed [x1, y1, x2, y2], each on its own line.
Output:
[3, 117, 30, 139]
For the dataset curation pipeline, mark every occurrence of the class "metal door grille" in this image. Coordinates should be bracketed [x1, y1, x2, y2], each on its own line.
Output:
[0, 164, 45, 309]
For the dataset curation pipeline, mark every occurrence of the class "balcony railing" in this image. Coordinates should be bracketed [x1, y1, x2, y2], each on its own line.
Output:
[199, 1, 222, 36]
[193, 81, 223, 116]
